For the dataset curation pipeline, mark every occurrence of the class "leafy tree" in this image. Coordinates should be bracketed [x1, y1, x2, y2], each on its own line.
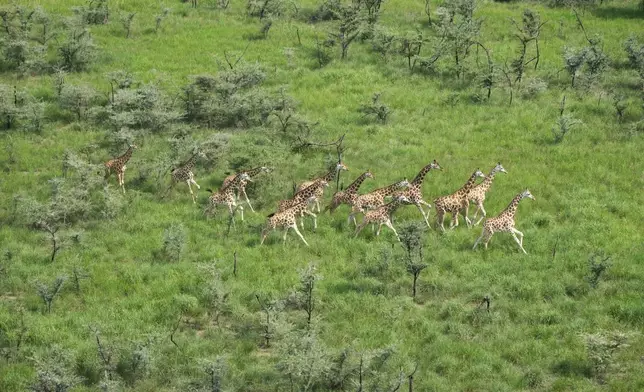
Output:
[276, 328, 332, 392]
[328, 4, 364, 60]
[57, 21, 96, 72]
[510, 9, 545, 82]
[120, 12, 136, 39]
[29, 345, 81, 392]
[436, 0, 482, 79]
[71, 0, 110, 25]
[161, 223, 187, 262]
[58, 84, 99, 121]
[285, 263, 322, 327]
[0, 84, 22, 129]
[358, 92, 391, 123]
[35, 276, 66, 313]
[398, 222, 429, 299]
[586, 251, 611, 288]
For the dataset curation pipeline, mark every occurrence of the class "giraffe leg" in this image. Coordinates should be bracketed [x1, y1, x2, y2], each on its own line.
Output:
[384, 220, 400, 241]
[473, 228, 488, 250]
[354, 221, 367, 238]
[260, 228, 270, 245]
[304, 210, 318, 230]
[186, 181, 196, 203]
[237, 205, 244, 221]
[291, 224, 309, 246]
[483, 231, 493, 250]
[511, 231, 527, 254]
[376, 222, 383, 236]
[512, 228, 525, 246]
[282, 227, 290, 243]
[190, 178, 200, 190]
[449, 211, 459, 229]
[416, 203, 430, 227]
[475, 203, 487, 226]
[241, 189, 255, 212]
[437, 209, 446, 232]
[315, 199, 321, 213]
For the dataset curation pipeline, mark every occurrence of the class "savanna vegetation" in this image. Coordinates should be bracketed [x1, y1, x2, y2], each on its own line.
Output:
[0, 0, 643, 391]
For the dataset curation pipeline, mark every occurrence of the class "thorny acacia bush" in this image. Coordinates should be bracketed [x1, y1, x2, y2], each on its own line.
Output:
[181, 63, 286, 128]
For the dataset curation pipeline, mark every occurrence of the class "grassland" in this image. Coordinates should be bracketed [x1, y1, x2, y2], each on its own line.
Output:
[0, 0, 643, 391]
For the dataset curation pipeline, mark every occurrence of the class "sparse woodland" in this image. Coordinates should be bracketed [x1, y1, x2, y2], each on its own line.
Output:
[0, 0, 643, 391]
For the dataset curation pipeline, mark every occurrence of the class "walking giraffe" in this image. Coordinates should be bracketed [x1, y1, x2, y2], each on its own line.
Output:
[296, 161, 349, 213]
[104, 144, 137, 193]
[354, 195, 410, 241]
[222, 166, 271, 212]
[392, 160, 442, 227]
[325, 170, 374, 213]
[164, 151, 204, 203]
[433, 169, 485, 231]
[466, 162, 507, 225]
[473, 189, 535, 254]
[261, 195, 318, 246]
[348, 179, 410, 226]
[206, 173, 251, 222]
[278, 179, 329, 230]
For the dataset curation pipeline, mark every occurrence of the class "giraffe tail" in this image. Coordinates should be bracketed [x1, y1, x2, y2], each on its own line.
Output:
[266, 212, 276, 218]
[206, 189, 214, 193]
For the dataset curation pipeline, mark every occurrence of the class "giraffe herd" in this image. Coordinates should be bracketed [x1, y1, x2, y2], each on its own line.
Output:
[104, 146, 535, 253]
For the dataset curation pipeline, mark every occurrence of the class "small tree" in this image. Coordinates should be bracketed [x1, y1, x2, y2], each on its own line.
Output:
[161, 223, 187, 262]
[285, 263, 321, 327]
[35, 275, 66, 313]
[201, 356, 228, 392]
[256, 294, 288, 348]
[398, 222, 428, 299]
[276, 329, 332, 392]
[120, 12, 135, 38]
[328, 4, 364, 60]
[154, 8, 169, 33]
[586, 251, 611, 288]
[57, 23, 96, 72]
[29, 345, 81, 392]
[58, 84, 99, 121]
[509, 9, 545, 82]
[358, 92, 390, 123]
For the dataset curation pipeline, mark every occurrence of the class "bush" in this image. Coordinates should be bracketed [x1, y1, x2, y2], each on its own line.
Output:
[520, 77, 548, 99]
[57, 23, 96, 72]
[161, 223, 187, 262]
[58, 84, 100, 121]
[29, 345, 81, 392]
[582, 331, 630, 383]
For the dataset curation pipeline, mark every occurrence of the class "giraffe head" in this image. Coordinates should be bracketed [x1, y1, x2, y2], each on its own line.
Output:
[493, 162, 507, 174]
[128, 143, 138, 150]
[397, 179, 411, 188]
[430, 160, 442, 170]
[365, 170, 374, 179]
[521, 189, 535, 200]
[394, 194, 410, 204]
[336, 161, 349, 172]
[239, 172, 252, 182]
[260, 166, 272, 173]
[474, 169, 485, 179]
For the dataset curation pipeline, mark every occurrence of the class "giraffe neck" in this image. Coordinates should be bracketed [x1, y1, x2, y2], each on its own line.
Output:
[245, 167, 265, 178]
[181, 153, 199, 171]
[344, 172, 370, 196]
[119, 147, 134, 163]
[411, 164, 433, 188]
[376, 182, 405, 197]
[500, 193, 523, 218]
[294, 180, 322, 201]
[321, 166, 339, 183]
[460, 172, 479, 194]
[384, 199, 403, 214]
[476, 170, 497, 193]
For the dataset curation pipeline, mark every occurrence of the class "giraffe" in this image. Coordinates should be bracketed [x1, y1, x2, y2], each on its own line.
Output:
[261, 195, 318, 246]
[325, 170, 374, 213]
[433, 169, 486, 231]
[466, 162, 508, 226]
[164, 151, 204, 203]
[296, 161, 349, 213]
[354, 195, 410, 241]
[104, 144, 137, 193]
[278, 179, 329, 230]
[221, 166, 271, 212]
[206, 173, 251, 222]
[348, 179, 410, 226]
[473, 189, 535, 254]
[392, 160, 442, 227]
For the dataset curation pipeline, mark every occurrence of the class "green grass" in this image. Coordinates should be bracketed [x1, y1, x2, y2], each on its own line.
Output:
[1, 0, 644, 391]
